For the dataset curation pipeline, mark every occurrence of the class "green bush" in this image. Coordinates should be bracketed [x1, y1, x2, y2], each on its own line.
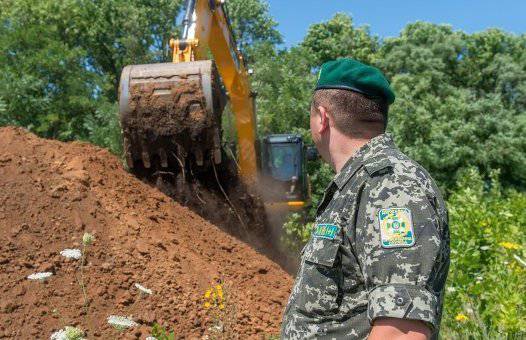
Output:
[442, 169, 526, 338]
[83, 102, 123, 156]
[281, 213, 313, 255]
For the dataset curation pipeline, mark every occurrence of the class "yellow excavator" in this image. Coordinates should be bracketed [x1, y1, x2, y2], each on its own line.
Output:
[118, 0, 313, 211]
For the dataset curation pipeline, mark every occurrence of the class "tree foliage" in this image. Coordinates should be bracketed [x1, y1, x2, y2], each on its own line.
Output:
[226, 0, 282, 51]
[251, 44, 314, 136]
[379, 23, 526, 189]
[301, 13, 378, 66]
[252, 17, 526, 191]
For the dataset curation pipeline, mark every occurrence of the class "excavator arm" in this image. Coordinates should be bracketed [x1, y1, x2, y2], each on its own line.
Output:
[172, 0, 258, 181]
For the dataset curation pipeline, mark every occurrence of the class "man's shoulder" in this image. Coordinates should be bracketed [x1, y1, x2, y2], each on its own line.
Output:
[362, 146, 441, 199]
[360, 144, 449, 232]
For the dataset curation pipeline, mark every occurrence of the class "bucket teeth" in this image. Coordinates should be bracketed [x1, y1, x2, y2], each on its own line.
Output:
[140, 137, 151, 169]
[141, 151, 151, 169]
[213, 129, 222, 164]
[195, 148, 204, 166]
[126, 153, 134, 169]
[124, 136, 134, 169]
[159, 148, 168, 168]
[177, 144, 187, 167]
[214, 148, 222, 164]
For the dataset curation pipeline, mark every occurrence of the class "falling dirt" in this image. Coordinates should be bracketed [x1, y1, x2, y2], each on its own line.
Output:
[0, 127, 293, 339]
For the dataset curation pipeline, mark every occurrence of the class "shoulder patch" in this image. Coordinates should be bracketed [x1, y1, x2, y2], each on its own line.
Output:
[378, 208, 415, 248]
[312, 223, 340, 240]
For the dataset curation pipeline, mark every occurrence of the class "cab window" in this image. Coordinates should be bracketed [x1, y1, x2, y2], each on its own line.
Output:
[268, 144, 300, 181]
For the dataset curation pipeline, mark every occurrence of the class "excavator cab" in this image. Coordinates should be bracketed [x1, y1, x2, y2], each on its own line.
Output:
[260, 134, 310, 209]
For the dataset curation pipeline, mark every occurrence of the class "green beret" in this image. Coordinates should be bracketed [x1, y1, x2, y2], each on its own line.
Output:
[315, 58, 395, 105]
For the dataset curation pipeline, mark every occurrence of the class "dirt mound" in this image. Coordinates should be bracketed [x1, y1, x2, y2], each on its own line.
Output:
[0, 127, 292, 339]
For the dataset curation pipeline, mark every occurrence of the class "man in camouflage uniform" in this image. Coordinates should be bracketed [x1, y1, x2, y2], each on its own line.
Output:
[281, 58, 450, 339]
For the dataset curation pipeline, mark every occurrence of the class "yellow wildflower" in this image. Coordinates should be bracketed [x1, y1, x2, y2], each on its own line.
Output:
[499, 242, 521, 250]
[216, 284, 224, 300]
[455, 313, 468, 322]
[203, 283, 228, 311]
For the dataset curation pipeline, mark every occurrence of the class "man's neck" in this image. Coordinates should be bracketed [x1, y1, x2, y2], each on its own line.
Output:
[331, 137, 371, 174]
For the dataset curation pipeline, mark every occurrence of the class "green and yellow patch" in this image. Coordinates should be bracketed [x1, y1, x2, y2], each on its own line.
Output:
[378, 208, 415, 248]
[312, 223, 340, 240]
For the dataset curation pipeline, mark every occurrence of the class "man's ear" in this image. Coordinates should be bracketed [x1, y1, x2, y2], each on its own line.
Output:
[317, 105, 330, 134]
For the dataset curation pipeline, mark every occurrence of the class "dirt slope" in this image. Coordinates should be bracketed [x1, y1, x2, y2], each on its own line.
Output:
[0, 127, 292, 339]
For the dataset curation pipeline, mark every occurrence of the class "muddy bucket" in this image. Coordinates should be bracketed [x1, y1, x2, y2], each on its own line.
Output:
[119, 60, 225, 171]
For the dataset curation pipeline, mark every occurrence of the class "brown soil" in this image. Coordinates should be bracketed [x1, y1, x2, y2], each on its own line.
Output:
[0, 127, 292, 339]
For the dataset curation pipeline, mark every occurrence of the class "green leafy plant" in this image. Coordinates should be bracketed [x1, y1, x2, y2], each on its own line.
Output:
[83, 102, 123, 156]
[151, 323, 176, 340]
[442, 169, 526, 338]
[281, 213, 313, 255]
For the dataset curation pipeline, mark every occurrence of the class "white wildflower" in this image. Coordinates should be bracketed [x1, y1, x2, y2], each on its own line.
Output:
[50, 326, 84, 340]
[446, 286, 456, 293]
[208, 323, 224, 333]
[27, 272, 53, 281]
[134, 283, 153, 295]
[145, 337, 157, 340]
[50, 329, 66, 340]
[480, 246, 490, 251]
[60, 248, 82, 260]
[107, 315, 138, 329]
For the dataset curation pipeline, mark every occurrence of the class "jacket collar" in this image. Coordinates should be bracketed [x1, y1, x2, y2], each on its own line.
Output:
[333, 133, 395, 190]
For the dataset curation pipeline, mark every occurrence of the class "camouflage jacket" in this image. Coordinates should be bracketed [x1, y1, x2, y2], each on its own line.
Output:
[281, 134, 450, 339]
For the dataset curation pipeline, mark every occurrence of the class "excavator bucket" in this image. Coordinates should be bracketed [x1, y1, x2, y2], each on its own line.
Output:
[119, 60, 225, 176]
